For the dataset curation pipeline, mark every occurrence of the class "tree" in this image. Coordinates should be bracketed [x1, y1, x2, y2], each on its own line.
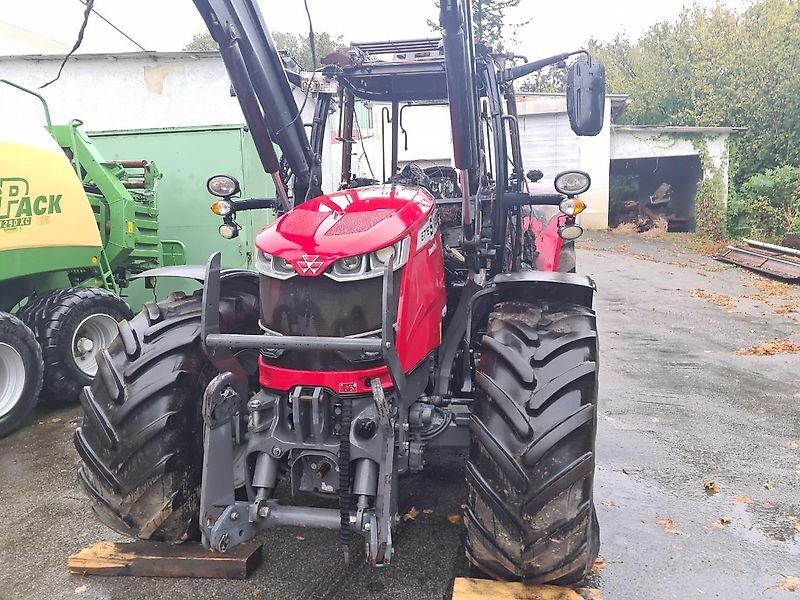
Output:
[184, 32, 217, 51]
[182, 31, 345, 70]
[516, 65, 568, 93]
[271, 31, 345, 70]
[428, 0, 529, 50]
[472, 0, 528, 49]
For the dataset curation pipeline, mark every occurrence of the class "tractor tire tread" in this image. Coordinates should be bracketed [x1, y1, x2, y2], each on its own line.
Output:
[465, 300, 600, 585]
[0, 312, 44, 438]
[75, 286, 258, 542]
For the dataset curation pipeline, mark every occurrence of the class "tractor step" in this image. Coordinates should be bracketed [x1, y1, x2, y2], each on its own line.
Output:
[68, 540, 263, 580]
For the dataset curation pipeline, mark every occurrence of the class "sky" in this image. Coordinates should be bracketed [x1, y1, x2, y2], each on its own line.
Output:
[4, 0, 750, 61]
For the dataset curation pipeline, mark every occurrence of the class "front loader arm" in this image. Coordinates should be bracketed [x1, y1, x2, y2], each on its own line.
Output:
[194, 0, 314, 202]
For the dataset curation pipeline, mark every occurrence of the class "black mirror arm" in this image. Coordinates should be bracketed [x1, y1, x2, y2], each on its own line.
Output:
[498, 49, 588, 84]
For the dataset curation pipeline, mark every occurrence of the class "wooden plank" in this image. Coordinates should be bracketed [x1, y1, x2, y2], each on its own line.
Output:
[452, 577, 583, 600]
[68, 541, 263, 580]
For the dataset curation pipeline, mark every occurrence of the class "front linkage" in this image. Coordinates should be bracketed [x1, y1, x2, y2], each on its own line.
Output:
[199, 251, 404, 565]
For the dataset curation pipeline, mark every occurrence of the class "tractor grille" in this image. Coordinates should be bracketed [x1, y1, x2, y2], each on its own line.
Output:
[259, 270, 402, 371]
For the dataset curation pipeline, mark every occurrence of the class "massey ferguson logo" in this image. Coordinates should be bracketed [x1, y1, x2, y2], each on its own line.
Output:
[0, 177, 63, 230]
[296, 254, 324, 275]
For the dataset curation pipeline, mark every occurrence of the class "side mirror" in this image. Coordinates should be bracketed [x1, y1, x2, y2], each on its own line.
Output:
[567, 60, 606, 136]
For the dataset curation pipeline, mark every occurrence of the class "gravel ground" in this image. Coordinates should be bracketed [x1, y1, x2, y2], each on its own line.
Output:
[0, 230, 798, 600]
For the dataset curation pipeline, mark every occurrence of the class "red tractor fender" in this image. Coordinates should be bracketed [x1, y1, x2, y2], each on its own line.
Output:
[523, 205, 568, 272]
[492, 271, 595, 309]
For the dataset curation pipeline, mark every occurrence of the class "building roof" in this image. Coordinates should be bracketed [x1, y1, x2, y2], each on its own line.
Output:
[0, 50, 221, 61]
[515, 92, 630, 122]
[613, 125, 746, 135]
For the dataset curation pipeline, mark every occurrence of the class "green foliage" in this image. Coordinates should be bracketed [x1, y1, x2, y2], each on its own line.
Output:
[272, 31, 345, 71]
[727, 166, 800, 241]
[517, 65, 567, 93]
[429, 0, 529, 49]
[471, 0, 528, 49]
[609, 174, 638, 223]
[182, 31, 344, 70]
[591, 0, 800, 185]
[696, 169, 727, 240]
[184, 32, 217, 51]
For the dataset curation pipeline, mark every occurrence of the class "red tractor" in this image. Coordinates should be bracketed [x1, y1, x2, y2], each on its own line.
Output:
[75, 0, 606, 585]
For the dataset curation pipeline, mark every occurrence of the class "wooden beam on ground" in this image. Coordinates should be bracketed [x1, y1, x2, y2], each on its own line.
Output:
[68, 541, 263, 580]
[452, 577, 584, 600]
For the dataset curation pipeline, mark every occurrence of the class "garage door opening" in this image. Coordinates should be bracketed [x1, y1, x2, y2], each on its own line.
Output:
[610, 155, 704, 232]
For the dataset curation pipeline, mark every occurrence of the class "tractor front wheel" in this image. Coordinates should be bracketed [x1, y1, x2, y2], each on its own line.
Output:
[0, 312, 43, 438]
[465, 300, 600, 585]
[22, 288, 133, 403]
[74, 286, 259, 542]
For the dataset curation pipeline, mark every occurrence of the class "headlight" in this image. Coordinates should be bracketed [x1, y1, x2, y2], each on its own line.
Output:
[219, 223, 239, 239]
[554, 170, 591, 196]
[326, 237, 410, 282]
[558, 222, 584, 241]
[372, 242, 402, 265]
[332, 254, 366, 277]
[256, 251, 296, 279]
[207, 174, 240, 197]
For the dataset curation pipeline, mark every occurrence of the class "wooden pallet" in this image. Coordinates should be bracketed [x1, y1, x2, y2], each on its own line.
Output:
[452, 577, 584, 600]
[68, 541, 263, 580]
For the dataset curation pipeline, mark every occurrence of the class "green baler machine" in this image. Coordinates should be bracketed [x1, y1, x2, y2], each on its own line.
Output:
[0, 80, 186, 438]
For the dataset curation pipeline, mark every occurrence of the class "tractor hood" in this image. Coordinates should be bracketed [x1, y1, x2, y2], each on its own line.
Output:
[255, 185, 434, 275]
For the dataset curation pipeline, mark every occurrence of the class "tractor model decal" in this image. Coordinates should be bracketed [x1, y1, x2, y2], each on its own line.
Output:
[0, 177, 63, 230]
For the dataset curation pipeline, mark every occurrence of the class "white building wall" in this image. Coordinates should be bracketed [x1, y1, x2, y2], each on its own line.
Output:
[0, 52, 336, 193]
[516, 95, 611, 229]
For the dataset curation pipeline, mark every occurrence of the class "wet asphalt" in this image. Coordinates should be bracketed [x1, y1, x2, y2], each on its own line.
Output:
[0, 231, 798, 600]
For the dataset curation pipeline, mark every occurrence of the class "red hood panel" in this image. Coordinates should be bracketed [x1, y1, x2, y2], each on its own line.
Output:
[255, 185, 434, 274]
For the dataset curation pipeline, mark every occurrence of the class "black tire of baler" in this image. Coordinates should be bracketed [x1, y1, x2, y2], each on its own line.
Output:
[23, 288, 133, 403]
[74, 288, 259, 542]
[0, 312, 44, 438]
[464, 300, 600, 585]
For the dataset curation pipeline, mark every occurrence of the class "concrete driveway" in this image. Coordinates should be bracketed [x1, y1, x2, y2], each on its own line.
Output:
[1, 231, 798, 599]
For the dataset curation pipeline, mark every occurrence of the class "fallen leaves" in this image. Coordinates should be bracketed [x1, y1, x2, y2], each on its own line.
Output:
[422, 508, 434, 515]
[590, 556, 606, 575]
[690, 289, 738, 310]
[601, 500, 618, 509]
[447, 514, 462, 525]
[711, 516, 732, 529]
[656, 518, 686, 535]
[704, 481, 721, 495]
[403, 506, 419, 521]
[576, 588, 603, 600]
[787, 440, 800, 450]
[736, 338, 800, 356]
[773, 576, 800, 592]
[735, 496, 753, 504]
